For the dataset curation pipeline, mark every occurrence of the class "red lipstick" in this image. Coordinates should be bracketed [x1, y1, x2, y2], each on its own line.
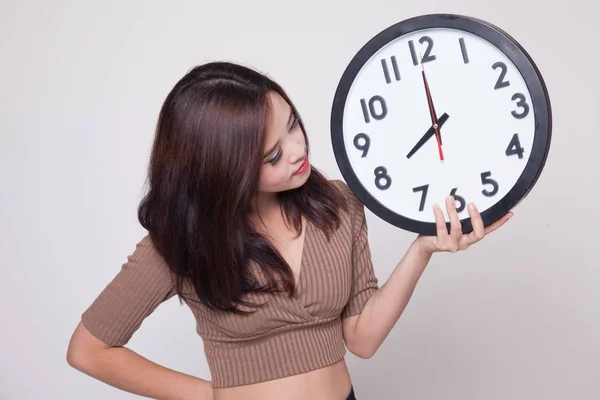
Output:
[293, 157, 309, 176]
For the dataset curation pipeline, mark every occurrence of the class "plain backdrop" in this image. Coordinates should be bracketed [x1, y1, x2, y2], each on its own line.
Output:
[1, 0, 598, 399]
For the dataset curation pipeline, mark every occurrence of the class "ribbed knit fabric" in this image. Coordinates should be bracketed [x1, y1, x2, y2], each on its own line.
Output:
[81, 180, 379, 388]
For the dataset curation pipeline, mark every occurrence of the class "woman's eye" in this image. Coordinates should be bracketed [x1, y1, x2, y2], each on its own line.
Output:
[267, 148, 282, 165]
[290, 114, 300, 131]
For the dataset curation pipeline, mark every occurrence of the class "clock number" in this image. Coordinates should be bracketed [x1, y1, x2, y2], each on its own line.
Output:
[409, 36, 436, 66]
[450, 188, 466, 213]
[459, 38, 469, 64]
[480, 171, 499, 197]
[374, 167, 391, 190]
[353, 133, 370, 157]
[381, 56, 401, 84]
[505, 133, 525, 159]
[412, 184, 429, 212]
[360, 95, 387, 123]
[511, 93, 530, 119]
[492, 62, 510, 89]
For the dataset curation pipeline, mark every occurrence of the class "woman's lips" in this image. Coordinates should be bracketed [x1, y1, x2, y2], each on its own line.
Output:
[293, 157, 309, 175]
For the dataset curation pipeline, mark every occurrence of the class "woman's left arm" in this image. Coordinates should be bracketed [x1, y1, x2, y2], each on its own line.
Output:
[343, 195, 513, 359]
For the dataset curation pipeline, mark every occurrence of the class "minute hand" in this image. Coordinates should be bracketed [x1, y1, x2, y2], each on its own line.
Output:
[406, 113, 450, 159]
[422, 67, 442, 145]
[419, 56, 444, 162]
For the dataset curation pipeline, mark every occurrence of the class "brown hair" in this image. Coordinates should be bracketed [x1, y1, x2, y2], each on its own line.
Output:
[137, 61, 348, 313]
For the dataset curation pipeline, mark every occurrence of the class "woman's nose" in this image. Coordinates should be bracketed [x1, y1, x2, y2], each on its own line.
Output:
[289, 145, 306, 164]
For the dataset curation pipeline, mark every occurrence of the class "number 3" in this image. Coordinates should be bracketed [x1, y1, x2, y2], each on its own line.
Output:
[511, 93, 529, 119]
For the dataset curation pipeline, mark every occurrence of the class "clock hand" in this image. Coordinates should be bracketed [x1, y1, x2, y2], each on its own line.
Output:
[406, 113, 449, 159]
[420, 55, 444, 160]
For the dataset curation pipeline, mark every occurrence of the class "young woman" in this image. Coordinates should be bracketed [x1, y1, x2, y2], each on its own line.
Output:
[66, 61, 512, 400]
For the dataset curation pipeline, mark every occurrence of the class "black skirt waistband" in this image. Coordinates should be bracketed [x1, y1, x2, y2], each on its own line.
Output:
[346, 385, 357, 400]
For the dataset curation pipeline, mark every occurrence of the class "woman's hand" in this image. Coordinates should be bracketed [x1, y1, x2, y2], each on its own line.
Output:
[416, 195, 513, 257]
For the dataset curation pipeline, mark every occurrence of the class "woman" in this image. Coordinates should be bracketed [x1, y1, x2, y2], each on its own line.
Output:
[66, 61, 512, 400]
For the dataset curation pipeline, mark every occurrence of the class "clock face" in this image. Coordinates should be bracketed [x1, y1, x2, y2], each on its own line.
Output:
[331, 15, 551, 234]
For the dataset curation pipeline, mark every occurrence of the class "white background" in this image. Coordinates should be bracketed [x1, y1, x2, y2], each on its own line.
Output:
[1, 1, 598, 399]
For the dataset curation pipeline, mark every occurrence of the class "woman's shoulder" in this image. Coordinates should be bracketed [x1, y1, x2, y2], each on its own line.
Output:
[323, 179, 368, 242]
[327, 179, 364, 214]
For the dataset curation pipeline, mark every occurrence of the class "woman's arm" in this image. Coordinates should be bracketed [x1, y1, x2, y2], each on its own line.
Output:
[68, 235, 212, 399]
[67, 322, 213, 400]
[342, 240, 429, 358]
[343, 197, 513, 358]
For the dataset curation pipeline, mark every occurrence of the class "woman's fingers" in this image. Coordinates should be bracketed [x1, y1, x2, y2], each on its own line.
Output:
[484, 211, 513, 235]
[446, 196, 462, 248]
[464, 203, 485, 246]
[433, 203, 447, 240]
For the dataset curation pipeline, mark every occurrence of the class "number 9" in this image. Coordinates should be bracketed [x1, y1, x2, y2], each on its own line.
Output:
[353, 133, 371, 157]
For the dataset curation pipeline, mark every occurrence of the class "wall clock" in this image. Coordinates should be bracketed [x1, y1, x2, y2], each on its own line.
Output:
[330, 13, 552, 235]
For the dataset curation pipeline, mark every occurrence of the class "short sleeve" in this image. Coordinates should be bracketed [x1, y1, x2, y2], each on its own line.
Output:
[81, 235, 177, 346]
[337, 181, 379, 319]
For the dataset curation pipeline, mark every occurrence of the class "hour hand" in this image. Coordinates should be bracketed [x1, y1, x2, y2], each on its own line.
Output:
[406, 113, 449, 159]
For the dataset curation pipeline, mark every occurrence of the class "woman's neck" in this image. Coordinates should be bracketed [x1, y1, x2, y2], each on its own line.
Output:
[252, 191, 284, 230]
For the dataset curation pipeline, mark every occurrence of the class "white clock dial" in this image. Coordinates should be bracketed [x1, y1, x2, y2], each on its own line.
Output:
[343, 28, 534, 223]
[331, 15, 552, 234]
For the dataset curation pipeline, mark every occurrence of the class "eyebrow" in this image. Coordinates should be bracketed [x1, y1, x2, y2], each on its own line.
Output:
[286, 109, 295, 128]
[263, 109, 295, 158]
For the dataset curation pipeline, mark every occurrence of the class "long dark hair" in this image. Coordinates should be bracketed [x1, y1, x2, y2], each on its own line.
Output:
[137, 61, 348, 313]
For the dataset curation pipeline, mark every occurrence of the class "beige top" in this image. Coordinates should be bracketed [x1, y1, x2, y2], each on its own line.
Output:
[81, 180, 379, 388]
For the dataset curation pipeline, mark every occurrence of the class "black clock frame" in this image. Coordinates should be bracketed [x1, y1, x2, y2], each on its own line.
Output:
[330, 13, 552, 235]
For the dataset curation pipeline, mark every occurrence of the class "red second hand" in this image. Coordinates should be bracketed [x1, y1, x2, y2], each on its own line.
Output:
[421, 57, 444, 161]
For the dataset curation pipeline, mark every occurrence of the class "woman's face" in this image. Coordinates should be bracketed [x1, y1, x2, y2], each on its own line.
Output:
[258, 91, 311, 194]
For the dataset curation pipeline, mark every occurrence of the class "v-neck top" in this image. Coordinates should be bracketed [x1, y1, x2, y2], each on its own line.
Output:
[80, 180, 379, 388]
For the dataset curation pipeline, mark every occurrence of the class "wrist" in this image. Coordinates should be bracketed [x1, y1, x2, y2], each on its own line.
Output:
[413, 237, 435, 260]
